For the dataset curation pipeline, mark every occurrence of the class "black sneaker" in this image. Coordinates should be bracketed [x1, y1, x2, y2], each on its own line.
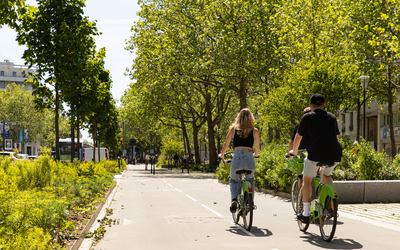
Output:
[230, 200, 238, 213]
[297, 213, 310, 223]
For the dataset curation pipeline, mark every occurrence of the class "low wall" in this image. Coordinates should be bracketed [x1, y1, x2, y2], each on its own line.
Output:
[334, 180, 400, 204]
[218, 179, 400, 204]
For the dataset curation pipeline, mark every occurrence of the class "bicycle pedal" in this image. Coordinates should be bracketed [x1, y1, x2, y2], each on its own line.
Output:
[253, 205, 257, 210]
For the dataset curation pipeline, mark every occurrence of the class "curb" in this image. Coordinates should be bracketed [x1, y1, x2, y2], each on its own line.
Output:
[217, 179, 291, 200]
[73, 175, 122, 250]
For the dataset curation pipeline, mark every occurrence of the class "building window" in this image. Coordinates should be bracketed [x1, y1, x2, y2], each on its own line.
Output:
[387, 114, 390, 125]
[349, 112, 354, 131]
[0, 71, 4, 76]
[0, 82, 4, 89]
[395, 112, 398, 124]
[12, 71, 16, 77]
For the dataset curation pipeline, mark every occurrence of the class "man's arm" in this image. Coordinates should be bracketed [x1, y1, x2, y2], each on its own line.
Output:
[291, 133, 303, 156]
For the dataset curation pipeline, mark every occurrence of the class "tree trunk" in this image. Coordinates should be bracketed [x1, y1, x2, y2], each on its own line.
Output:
[205, 92, 218, 166]
[388, 66, 396, 158]
[71, 113, 75, 163]
[181, 118, 190, 156]
[239, 78, 247, 110]
[192, 121, 200, 164]
[268, 124, 273, 143]
[55, 84, 60, 161]
[98, 137, 101, 162]
[77, 120, 81, 162]
[93, 123, 97, 163]
[357, 98, 361, 141]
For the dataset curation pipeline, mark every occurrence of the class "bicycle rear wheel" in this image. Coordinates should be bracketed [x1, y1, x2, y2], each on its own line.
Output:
[296, 185, 310, 232]
[232, 195, 241, 224]
[319, 196, 338, 242]
[242, 192, 253, 231]
[291, 178, 300, 213]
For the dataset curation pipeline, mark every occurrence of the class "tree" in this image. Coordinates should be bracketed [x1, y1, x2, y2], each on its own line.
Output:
[17, 0, 99, 160]
[349, 0, 400, 157]
[0, 0, 28, 28]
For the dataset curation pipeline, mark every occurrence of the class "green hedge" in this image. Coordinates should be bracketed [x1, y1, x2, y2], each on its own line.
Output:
[216, 140, 400, 193]
[0, 151, 126, 250]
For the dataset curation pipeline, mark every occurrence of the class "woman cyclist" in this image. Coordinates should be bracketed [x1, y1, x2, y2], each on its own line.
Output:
[218, 108, 260, 213]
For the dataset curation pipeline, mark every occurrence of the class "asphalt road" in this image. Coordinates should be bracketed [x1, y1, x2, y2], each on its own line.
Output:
[92, 165, 399, 250]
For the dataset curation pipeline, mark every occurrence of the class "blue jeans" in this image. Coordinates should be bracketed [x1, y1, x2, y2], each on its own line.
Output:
[229, 149, 256, 200]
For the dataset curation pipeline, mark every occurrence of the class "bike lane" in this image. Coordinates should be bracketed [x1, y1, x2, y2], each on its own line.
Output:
[87, 164, 399, 250]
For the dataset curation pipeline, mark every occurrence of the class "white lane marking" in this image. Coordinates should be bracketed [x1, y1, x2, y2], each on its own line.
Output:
[231, 222, 255, 237]
[168, 183, 173, 187]
[175, 188, 183, 193]
[162, 179, 167, 183]
[201, 204, 223, 217]
[185, 195, 197, 202]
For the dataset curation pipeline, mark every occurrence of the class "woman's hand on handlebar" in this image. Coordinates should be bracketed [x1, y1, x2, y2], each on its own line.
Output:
[253, 153, 259, 158]
[218, 153, 224, 159]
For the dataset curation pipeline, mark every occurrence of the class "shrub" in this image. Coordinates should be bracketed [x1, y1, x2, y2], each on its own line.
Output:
[353, 140, 388, 180]
[0, 149, 118, 249]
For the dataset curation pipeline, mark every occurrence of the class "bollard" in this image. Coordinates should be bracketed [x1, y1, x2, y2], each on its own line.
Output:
[152, 157, 155, 175]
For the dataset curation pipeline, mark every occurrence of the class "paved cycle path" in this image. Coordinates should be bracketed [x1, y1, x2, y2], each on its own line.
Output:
[88, 164, 399, 250]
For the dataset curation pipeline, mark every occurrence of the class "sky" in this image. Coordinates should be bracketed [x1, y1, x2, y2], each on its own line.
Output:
[0, 0, 141, 140]
[0, 0, 140, 102]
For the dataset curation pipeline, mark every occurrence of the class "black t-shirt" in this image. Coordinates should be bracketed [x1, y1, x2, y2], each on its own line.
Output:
[291, 123, 307, 150]
[297, 109, 342, 162]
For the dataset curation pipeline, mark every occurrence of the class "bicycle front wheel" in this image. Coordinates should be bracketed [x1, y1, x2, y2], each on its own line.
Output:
[297, 185, 310, 232]
[319, 196, 338, 242]
[291, 178, 300, 213]
[242, 192, 253, 231]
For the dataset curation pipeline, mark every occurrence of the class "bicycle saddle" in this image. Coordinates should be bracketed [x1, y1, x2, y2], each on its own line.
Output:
[316, 162, 335, 167]
[236, 170, 252, 175]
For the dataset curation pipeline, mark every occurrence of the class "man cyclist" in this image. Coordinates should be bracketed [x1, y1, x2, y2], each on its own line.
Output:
[290, 94, 342, 223]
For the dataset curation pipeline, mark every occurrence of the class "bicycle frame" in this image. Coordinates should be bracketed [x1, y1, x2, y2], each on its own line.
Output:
[309, 174, 338, 222]
[239, 176, 253, 196]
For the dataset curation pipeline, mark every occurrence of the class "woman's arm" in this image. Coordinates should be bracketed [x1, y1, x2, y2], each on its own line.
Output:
[219, 127, 235, 159]
[253, 128, 260, 157]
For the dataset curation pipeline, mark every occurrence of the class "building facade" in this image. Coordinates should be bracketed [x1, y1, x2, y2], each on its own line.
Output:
[0, 59, 40, 155]
[340, 92, 400, 156]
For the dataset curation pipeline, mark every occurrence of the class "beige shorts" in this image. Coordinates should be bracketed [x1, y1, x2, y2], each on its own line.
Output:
[303, 158, 339, 178]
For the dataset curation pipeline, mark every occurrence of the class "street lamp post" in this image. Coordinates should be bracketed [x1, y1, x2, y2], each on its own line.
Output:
[359, 75, 370, 140]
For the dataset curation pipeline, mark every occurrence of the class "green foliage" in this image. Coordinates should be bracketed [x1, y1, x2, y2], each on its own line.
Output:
[217, 139, 400, 192]
[353, 140, 388, 180]
[254, 143, 294, 193]
[160, 140, 184, 158]
[0, 149, 118, 248]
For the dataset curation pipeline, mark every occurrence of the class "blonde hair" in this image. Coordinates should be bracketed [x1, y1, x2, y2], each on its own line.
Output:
[229, 108, 255, 138]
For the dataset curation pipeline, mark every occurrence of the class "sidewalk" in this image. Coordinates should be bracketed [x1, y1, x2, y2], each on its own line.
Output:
[339, 203, 400, 232]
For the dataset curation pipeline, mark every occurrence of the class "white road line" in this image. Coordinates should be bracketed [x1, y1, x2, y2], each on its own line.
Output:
[185, 195, 197, 202]
[175, 188, 183, 193]
[201, 204, 223, 217]
[162, 179, 167, 183]
[167, 183, 173, 187]
[231, 222, 255, 237]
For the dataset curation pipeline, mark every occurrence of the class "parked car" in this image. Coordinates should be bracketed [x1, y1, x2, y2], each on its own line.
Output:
[17, 154, 29, 160]
[27, 155, 39, 161]
[0, 151, 15, 160]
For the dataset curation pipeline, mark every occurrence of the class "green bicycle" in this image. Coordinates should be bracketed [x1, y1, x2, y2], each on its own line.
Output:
[220, 152, 256, 231]
[287, 151, 307, 213]
[297, 162, 339, 242]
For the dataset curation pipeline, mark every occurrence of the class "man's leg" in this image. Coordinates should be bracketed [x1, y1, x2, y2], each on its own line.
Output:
[322, 174, 333, 185]
[302, 176, 313, 217]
